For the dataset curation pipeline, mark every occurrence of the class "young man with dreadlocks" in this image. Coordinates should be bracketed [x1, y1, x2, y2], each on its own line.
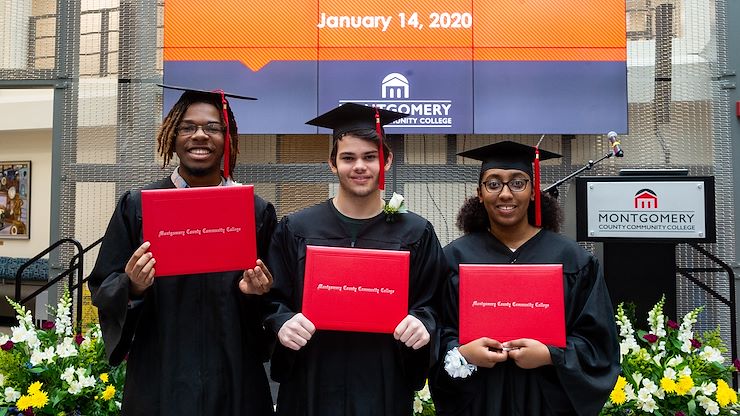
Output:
[89, 87, 277, 415]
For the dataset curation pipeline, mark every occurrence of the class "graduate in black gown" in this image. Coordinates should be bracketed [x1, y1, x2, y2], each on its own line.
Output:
[88, 86, 276, 415]
[263, 103, 447, 416]
[429, 141, 619, 416]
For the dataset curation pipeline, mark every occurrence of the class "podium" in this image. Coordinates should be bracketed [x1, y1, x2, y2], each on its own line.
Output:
[575, 172, 715, 321]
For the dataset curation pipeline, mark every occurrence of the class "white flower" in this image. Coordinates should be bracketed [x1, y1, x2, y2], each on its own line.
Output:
[638, 387, 653, 401]
[698, 395, 720, 415]
[418, 383, 431, 401]
[632, 372, 643, 387]
[0, 334, 8, 346]
[647, 299, 667, 338]
[30, 346, 56, 366]
[700, 346, 725, 363]
[68, 379, 83, 395]
[0, 373, 4, 387]
[662, 367, 676, 380]
[667, 356, 683, 367]
[642, 379, 659, 395]
[700, 382, 717, 396]
[679, 366, 692, 377]
[639, 397, 657, 413]
[61, 366, 76, 384]
[10, 325, 32, 344]
[56, 337, 78, 358]
[53, 289, 74, 336]
[4, 386, 20, 402]
[388, 193, 404, 210]
[652, 352, 665, 366]
[624, 384, 636, 401]
[413, 396, 423, 414]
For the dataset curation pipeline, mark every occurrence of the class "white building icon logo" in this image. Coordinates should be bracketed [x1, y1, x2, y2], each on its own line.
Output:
[381, 73, 409, 99]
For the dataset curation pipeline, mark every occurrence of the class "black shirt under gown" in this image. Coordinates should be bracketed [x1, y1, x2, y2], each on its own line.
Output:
[263, 200, 447, 416]
[88, 177, 277, 415]
[430, 229, 620, 416]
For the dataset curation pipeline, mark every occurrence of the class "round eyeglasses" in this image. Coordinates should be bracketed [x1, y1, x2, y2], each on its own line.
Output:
[176, 123, 225, 137]
[481, 178, 530, 193]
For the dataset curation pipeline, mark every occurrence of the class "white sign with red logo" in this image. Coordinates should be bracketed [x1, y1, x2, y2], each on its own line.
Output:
[585, 181, 707, 239]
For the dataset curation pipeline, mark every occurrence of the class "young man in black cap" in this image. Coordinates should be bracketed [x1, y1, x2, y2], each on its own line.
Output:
[263, 103, 447, 415]
[89, 86, 276, 415]
[429, 141, 619, 415]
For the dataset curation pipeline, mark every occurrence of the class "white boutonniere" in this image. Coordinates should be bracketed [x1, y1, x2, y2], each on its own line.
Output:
[383, 192, 408, 223]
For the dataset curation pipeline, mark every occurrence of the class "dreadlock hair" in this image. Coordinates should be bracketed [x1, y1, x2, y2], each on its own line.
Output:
[156, 91, 240, 178]
[456, 190, 563, 234]
[328, 128, 392, 167]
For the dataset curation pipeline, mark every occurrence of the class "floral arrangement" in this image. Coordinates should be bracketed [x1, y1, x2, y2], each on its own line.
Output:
[0, 289, 125, 415]
[383, 192, 408, 223]
[601, 297, 739, 415]
[414, 381, 435, 415]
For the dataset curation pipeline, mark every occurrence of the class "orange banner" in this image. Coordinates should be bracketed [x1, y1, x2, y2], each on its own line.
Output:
[164, 0, 625, 71]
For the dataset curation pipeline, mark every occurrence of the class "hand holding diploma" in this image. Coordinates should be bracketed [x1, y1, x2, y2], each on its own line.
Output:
[394, 315, 430, 350]
[239, 259, 273, 295]
[504, 338, 553, 369]
[127, 241, 156, 298]
[278, 313, 316, 351]
[458, 337, 509, 368]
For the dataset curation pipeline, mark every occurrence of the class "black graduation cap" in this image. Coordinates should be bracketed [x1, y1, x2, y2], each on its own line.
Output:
[306, 103, 409, 190]
[457, 140, 561, 178]
[159, 84, 257, 179]
[158, 84, 257, 101]
[458, 141, 561, 227]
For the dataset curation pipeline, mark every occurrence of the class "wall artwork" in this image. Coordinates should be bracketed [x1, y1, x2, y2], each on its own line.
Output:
[0, 161, 31, 239]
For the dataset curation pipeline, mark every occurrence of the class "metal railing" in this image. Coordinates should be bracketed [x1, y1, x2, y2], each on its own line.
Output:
[677, 242, 737, 388]
[13, 237, 103, 328]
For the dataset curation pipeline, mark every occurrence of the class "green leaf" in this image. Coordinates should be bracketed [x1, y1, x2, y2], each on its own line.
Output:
[687, 399, 697, 415]
[0, 407, 8, 416]
[28, 366, 45, 374]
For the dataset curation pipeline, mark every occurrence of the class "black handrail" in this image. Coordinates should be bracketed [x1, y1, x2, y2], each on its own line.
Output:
[14, 238, 83, 327]
[67, 237, 104, 324]
[677, 242, 737, 389]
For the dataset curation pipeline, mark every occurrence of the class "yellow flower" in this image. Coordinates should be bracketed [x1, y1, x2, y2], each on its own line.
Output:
[660, 377, 677, 394]
[716, 379, 738, 406]
[609, 377, 628, 405]
[16, 395, 33, 411]
[29, 389, 48, 408]
[102, 384, 116, 401]
[675, 375, 694, 396]
[100, 373, 109, 383]
[615, 376, 627, 390]
[27, 381, 43, 395]
[610, 388, 627, 405]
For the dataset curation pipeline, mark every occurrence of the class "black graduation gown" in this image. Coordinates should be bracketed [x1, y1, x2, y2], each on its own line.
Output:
[430, 230, 620, 416]
[263, 200, 446, 416]
[88, 177, 277, 416]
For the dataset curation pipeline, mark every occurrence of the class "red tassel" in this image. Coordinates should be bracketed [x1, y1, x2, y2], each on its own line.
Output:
[375, 107, 385, 190]
[534, 146, 541, 227]
[215, 89, 231, 179]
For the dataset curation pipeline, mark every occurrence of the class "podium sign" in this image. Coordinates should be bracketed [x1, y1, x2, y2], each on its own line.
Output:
[576, 176, 715, 242]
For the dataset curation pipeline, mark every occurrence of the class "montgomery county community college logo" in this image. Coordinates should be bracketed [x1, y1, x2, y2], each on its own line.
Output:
[339, 72, 454, 128]
[634, 189, 658, 209]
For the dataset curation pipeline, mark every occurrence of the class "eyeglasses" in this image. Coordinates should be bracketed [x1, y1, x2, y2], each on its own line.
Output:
[481, 178, 530, 193]
[176, 123, 225, 137]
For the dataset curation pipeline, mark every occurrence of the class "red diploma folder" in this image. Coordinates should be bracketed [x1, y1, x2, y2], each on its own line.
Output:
[458, 264, 566, 347]
[141, 185, 256, 276]
[302, 245, 409, 334]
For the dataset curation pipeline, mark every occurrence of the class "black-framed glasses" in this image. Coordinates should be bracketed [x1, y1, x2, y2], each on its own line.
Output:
[176, 123, 225, 137]
[481, 178, 530, 193]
